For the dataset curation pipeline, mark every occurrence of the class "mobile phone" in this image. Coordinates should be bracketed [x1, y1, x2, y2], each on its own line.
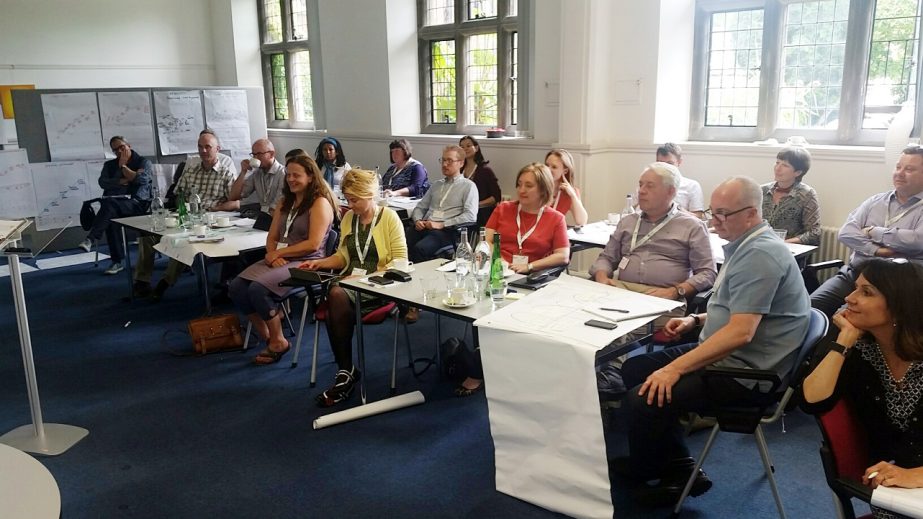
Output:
[368, 275, 394, 286]
[584, 319, 618, 330]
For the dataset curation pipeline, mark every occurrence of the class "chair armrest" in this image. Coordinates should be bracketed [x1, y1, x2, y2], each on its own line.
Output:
[690, 288, 712, 314]
[833, 477, 873, 503]
[805, 259, 844, 272]
[702, 366, 784, 394]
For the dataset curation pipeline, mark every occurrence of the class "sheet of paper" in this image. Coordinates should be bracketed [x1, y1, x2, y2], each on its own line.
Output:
[31, 161, 91, 231]
[42, 92, 105, 161]
[97, 91, 157, 157]
[84, 160, 106, 200]
[203, 90, 251, 152]
[871, 486, 923, 518]
[151, 163, 177, 196]
[475, 273, 681, 348]
[0, 149, 37, 219]
[154, 90, 204, 155]
[567, 220, 614, 247]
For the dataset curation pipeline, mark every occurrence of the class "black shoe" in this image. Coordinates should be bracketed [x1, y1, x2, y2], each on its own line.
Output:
[315, 367, 360, 408]
[152, 280, 170, 301]
[631, 468, 713, 507]
[132, 281, 152, 298]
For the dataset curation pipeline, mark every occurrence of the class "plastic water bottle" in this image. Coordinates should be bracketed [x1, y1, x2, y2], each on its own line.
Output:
[188, 186, 203, 225]
[454, 227, 473, 277]
[473, 228, 491, 300]
[150, 186, 166, 232]
[621, 194, 635, 218]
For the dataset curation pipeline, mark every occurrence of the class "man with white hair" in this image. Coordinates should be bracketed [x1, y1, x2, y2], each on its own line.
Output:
[591, 162, 716, 395]
[615, 176, 810, 505]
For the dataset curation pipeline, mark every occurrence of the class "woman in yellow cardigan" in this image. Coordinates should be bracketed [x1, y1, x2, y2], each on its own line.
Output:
[298, 168, 408, 407]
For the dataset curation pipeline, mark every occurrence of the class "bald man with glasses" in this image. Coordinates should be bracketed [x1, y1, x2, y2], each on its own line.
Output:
[229, 138, 286, 215]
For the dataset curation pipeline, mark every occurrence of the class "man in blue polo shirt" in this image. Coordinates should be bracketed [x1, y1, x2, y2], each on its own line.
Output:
[617, 176, 810, 505]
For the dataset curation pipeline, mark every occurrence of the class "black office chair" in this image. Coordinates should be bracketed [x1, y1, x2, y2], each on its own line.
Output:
[673, 308, 829, 518]
[802, 259, 845, 293]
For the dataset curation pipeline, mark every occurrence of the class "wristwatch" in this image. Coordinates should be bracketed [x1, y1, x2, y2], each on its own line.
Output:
[829, 342, 849, 357]
[675, 285, 686, 298]
[527, 262, 534, 273]
[691, 314, 701, 327]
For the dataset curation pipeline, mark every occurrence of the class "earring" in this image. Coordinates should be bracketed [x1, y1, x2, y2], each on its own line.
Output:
[893, 322, 898, 327]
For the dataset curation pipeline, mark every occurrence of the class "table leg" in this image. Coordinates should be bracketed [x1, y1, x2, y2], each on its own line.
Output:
[198, 254, 212, 315]
[355, 290, 366, 405]
[121, 225, 133, 302]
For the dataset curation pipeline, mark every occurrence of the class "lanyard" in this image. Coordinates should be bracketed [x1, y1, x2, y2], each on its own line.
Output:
[885, 197, 923, 227]
[437, 180, 455, 209]
[282, 206, 298, 241]
[516, 205, 545, 253]
[629, 205, 678, 252]
[384, 164, 406, 189]
[354, 206, 380, 264]
[712, 226, 770, 292]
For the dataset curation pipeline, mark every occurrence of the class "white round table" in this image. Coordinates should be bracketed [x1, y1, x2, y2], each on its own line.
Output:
[0, 443, 61, 519]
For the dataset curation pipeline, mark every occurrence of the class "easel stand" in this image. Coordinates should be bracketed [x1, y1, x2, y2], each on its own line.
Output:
[0, 224, 88, 455]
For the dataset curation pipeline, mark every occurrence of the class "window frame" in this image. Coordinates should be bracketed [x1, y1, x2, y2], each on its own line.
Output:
[257, 0, 325, 130]
[417, 0, 527, 135]
[690, 0, 923, 145]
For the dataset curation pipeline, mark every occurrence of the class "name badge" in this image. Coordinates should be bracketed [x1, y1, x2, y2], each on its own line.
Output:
[276, 242, 286, 251]
[512, 254, 529, 266]
[431, 210, 445, 220]
[351, 267, 367, 277]
[618, 257, 630, 270]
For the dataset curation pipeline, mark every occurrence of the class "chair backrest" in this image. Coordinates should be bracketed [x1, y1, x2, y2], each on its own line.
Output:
[786, 308, 830, 387]
[818, 398, 869, 483]
[325, 228, 339, 258]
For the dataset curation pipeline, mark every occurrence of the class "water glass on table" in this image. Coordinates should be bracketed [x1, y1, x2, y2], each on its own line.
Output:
[773, 229, 788, 240]
[419, 275, 442, 303]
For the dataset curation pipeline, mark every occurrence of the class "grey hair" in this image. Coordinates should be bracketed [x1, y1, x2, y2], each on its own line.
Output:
[721, 176, 763, 218]
[645, 162, 682, 190]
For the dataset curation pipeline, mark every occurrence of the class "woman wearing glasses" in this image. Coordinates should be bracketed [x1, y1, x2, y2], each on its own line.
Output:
[802, 258, 923, 518]
[382, 138, 430, 198]
[761, 146, 821, 245]
[298, 169, 408, 407]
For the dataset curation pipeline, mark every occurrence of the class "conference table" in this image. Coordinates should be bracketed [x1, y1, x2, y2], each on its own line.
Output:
[568, 219, 818, 264]
[331, 259, 679, 519]
[113, 214, 267, 313]
[0, 443, 61, 519]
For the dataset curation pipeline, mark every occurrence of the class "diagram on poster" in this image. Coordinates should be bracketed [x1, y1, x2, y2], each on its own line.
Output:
[98, 91, 157, 157]
[0, 149, 37, 219]
[31, 161, 90, 231]
[41, 92, 105, 161]
[84, 159, 106, 200]
[203, 90, 251, 152]
[154, 90, 203, 155]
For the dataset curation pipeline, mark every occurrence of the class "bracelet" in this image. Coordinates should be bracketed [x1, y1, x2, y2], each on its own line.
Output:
[527, 262, 533, 273]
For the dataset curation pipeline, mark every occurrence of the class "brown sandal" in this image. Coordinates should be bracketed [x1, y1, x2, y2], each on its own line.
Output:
[252, 343, 290, 365]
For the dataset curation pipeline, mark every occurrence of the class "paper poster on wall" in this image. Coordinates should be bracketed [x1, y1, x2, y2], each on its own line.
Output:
[84, 159, 106, 200]
[203, 90, 251, 151]
[31, 161, 91, 231]
[98, 91, 157, 157]
[0, 149, 37, 219]
[154, 90, 204, 155]
[41, 92, 105, 161]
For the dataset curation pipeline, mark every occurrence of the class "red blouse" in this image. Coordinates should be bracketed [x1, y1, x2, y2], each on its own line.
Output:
[485, 201, 569, 263]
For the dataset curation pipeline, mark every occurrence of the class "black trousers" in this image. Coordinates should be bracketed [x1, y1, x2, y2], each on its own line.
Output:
[622, 343, 773, 481]
[88, 198, 147, 263]
[405, 226, 455, 263]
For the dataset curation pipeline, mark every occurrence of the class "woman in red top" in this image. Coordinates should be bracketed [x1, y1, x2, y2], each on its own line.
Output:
[486, 162, 570, 274]
[545, 148, 588, 226]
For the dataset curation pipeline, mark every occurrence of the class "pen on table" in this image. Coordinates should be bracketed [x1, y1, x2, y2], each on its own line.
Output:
[581, 308, 618, 324]
[599, 307, 630, 313]
[612, 310, 670, 322]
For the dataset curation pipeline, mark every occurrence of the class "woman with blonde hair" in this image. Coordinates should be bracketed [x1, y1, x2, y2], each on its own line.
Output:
[544, 149, 588, 226]
[230, 155, 337, 365]
[299, 169, 408, 407]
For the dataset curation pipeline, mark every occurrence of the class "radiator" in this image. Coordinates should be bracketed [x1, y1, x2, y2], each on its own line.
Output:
[814, 226, 851, 283]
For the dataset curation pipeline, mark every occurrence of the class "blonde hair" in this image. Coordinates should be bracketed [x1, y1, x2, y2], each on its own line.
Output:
[340, 168, 379, 200]
[545, 148, 577, 184]
[517, 163, 556, 206]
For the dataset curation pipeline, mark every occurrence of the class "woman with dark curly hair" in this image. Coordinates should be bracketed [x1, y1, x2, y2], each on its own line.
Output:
[229, 155, 337, 365]
[803, 258, 923, 518]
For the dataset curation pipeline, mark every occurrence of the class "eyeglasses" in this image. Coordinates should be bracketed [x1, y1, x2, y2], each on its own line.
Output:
[250, 151, 271, 157]
[703, 206, 753, 223]
[438, 157, 462, 164]
[111, 143, 128, 153]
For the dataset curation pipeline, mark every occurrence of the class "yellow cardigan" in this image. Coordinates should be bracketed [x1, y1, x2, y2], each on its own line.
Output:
[335, 207, 408, 273]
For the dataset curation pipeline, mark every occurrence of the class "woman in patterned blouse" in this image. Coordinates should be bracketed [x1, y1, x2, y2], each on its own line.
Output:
[802, 258, 923, 518]
[760, 146, 821, 245]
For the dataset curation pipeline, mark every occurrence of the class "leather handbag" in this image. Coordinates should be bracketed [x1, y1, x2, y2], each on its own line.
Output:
[187, 314, 244, 355]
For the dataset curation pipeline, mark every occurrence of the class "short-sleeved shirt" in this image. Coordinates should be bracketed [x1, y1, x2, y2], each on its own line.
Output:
[551, 188, 580, 218]
[241, 159, 286, 212]
[702, 222, 810, 379]
[485, 201, 569, 263]
[177, 154, 237, 210]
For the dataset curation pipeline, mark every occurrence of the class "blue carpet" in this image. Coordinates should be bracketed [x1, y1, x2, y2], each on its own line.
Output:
[0, 250, 870, 518]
